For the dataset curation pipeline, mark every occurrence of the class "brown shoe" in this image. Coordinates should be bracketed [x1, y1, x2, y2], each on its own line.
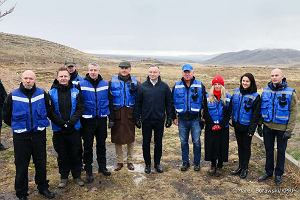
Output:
[127, 163, 135, 170]
[114, 163, 123, 171]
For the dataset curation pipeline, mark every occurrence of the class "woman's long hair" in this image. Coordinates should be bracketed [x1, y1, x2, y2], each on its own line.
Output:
[208, 85, 227, 105]
[240, 73, 257, 93]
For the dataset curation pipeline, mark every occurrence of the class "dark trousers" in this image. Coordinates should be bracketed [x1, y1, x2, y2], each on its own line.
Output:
[52, 131, 82, 179]
[211, 159, 223, 168]
[235, 129, 252, 169]
[13, 130, 49, 198]
[142, 120, 164, 166]
[81, 117, 107, 174]
[263, 125, 288, 176]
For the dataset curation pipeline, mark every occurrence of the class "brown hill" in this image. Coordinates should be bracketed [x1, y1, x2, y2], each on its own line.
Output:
[0, 32, 97, 65]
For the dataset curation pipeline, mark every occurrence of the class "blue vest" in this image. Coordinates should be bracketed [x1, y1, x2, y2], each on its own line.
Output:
[48, 87, 81, 132]
[71, 74, 83, 86]
[110, 75, 138, 108]
[232, 88, 259, 126]
[11, 88, 49, 134]
[80, 79, 110, 118]
[206, 93, 231, 127]
[261, 86, 294, 125]
[173, 80, 203, 114]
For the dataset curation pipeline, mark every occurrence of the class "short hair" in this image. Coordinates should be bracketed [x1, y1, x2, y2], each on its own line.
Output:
[88, 62, 100, 68]
[56, 67, 69, 76]
[149, 65, 159, 69]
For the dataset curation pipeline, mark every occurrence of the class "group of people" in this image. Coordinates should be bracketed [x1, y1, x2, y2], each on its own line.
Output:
[0, 62, 298, 200]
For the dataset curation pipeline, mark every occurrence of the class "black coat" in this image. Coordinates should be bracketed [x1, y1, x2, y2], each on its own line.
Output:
[136, 76, 172, 121]
[204, 96, 231, 162]
[0, 80, 7, 120]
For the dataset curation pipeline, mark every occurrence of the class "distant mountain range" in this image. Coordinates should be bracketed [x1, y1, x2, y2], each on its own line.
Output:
[202, 49, 300, 66]
[2, 32, 300, 66]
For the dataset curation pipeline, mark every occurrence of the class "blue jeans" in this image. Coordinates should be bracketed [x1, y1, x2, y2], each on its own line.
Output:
[178, 119, 201, 165]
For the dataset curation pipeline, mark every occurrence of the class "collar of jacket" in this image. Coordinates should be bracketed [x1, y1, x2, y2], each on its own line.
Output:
[19, 82, 37, 98]
[267, 77, 288, 91]
[181, 76, 195, 88]
[118, 74, 132, 82]
[146, 76, 161, 85]
[85, 74, 103, 86]
[70, 70, 78, 81]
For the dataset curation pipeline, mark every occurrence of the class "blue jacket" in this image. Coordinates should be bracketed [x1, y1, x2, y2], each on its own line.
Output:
[173, 79, 203, 114]
[206, 93, 231, 127]
[49, 87, 81, 131]
[11, 87, 49, 134]
[232, 88, 259, 126]
[71, 73, 83, 86]
[80, 78, 110, 118]
[110, 75, 138, 108]
[261, 82, 294, 125]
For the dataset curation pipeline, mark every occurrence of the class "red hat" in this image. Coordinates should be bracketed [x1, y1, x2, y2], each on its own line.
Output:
[212, 75, 225, 86]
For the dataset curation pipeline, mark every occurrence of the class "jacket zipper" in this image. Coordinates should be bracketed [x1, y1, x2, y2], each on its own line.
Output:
[123, 81, 126, 106]
[95, 86, 98, 117]
[237, 94, 243, 122]
[29, 98, 33, 130]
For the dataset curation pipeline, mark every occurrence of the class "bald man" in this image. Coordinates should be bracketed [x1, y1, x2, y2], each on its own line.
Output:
[3, 70, 55, 200]
[257, 68, 298, 185]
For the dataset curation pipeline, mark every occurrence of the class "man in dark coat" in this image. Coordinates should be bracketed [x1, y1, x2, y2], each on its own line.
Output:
[136, 65, 172, 174]
[109, 61, 139, 171]
[3, 70, 55, 200]
[0, 79, 8, 150]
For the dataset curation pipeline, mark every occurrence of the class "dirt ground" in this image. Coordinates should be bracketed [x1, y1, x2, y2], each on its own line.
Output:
[0, 63, 300, 199]
[0, 124, 299, 200]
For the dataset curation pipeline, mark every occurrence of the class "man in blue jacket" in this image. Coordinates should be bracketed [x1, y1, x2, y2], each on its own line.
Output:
[3, 70, 55, 200]
[258, 68, 298, 185]
[172, 64, 207, 172]
[48, 67, 84, 188]
[80, 63, 111, 183]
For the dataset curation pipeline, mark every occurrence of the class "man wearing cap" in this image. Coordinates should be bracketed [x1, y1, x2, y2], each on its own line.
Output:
[0, 79, 8, 150]
[80, 63, 111, 183]
[109, 61, 139, 171]
[135, 65, 172, 174]
[257, 68, 298, 185]
[172, 64, 207, 171]
[65, 61, 83, 86]
[3, 70, 55, 200]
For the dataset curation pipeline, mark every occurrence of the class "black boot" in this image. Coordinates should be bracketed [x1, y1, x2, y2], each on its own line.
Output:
[98, 167, 111, 176]
[39, 189, 55, 199]
[231, 167, 242, 175]
[240, 169, 248, 179]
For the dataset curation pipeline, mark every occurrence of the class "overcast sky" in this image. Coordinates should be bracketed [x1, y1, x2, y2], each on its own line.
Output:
[1, 0, 300, 55]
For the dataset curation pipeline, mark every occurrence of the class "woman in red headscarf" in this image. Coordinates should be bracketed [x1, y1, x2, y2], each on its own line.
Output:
[204, 75, 231, 176]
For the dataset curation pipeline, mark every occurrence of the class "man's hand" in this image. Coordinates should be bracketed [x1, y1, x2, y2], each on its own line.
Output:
[173, 118, 178, 126]
[282, 131, 292, 139]
[257, 125, 263, 137]
[108, 120, 115, 128]
[135, 119, 142, 129]
[165, 118, 172, 128]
